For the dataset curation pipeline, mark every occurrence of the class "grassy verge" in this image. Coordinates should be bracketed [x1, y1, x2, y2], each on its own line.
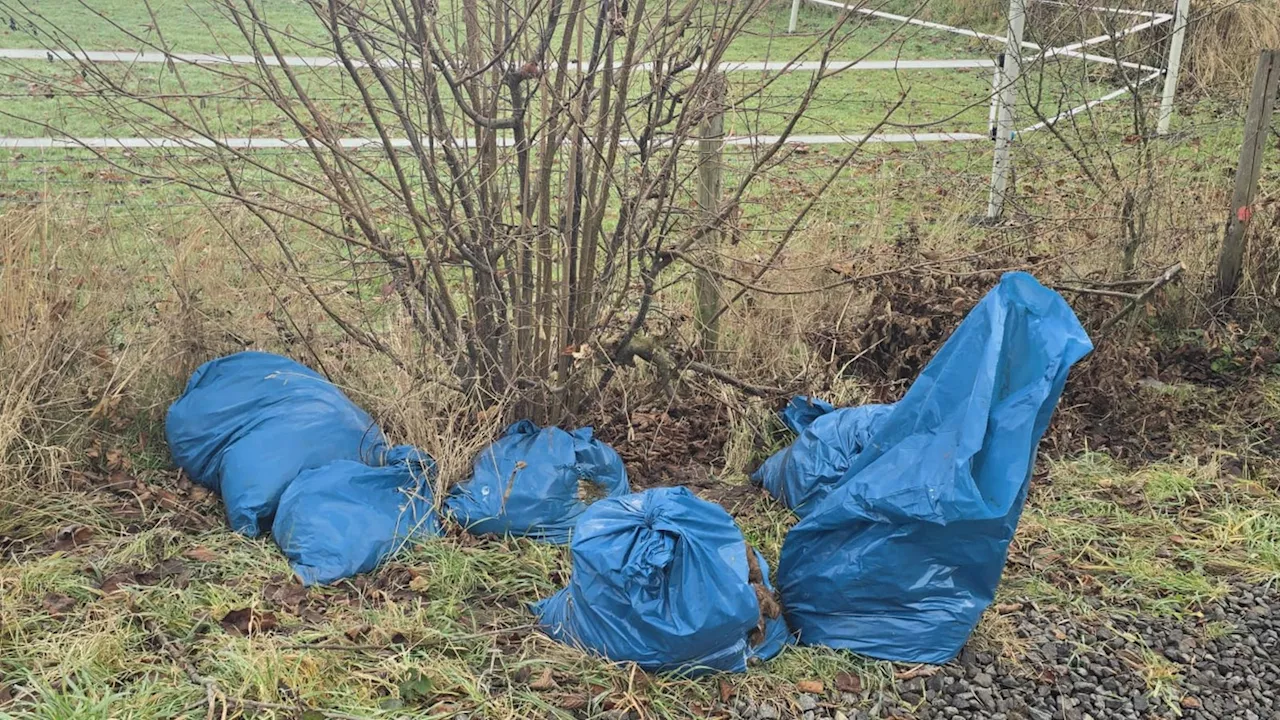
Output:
[4, 438, 1277, 717]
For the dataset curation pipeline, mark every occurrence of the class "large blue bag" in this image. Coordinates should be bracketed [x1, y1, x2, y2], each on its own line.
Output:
[273, 448, 441, 586]
[752, 397, 895, 515]
[534, 487, 790, 675]
[778, 273, 1092, 664]
[445, 420, 629, 544]
[166, 351, 393, 535]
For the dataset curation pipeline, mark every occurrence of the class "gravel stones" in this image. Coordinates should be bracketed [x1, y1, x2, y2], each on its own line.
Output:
[729, 582, 1277, 720]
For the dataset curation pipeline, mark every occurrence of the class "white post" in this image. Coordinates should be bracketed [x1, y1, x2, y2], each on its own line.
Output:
[1156, 0, 1191, 135]
[788, 0, 802, 34]
[986, 0, 1027, 220]
[988, 53, 1004, 138]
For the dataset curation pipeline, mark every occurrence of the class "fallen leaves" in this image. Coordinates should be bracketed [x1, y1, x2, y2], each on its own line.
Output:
[183, 546, 219, 563]
[718, 678, 735, 703]
[96, 558, 189, 596]
[42, 593, 77, 617]
[345, 624, 373, 641]
[264, 579, 309, 610]
[556, 693, 588, 710]
[137, 558, 189, 587]
[796, 680, 824, 694]
[50, 524, 94, 552]
[220, 607, 278, 636]
[99, 572, 136, 594]
[529, 667, 558, 691]
[834, 671, 862, 694]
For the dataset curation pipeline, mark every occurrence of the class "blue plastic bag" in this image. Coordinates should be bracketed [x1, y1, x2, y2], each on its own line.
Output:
[445, 420, 629, 544]
[534, 487, 790, 675]
[753, 397, 894, 515]
[778, 272, 1092, 664]
[273, 447, 441, 586]
[166, 351, 392, 535]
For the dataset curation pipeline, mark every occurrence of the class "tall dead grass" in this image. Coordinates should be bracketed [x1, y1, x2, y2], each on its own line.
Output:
[872, 0, 1280, 92]
[0, 203, 499, 531]
[0, 210, 99, 492]
[1186, 0, 1280, 91]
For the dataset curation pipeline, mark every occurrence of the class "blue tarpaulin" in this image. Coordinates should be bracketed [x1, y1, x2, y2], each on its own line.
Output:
[166, 351, 394, 536]
[777, 272, 1092, 664]
[166, 351, 437, 585]
[445, 420, 629, 544]
[752, 397, 895, 514]
[273, 448, 441, 586]
[534, 486, 790, 675]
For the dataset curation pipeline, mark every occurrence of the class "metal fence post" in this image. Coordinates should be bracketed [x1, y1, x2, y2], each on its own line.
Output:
[789, 0, 802, 34]
[985, 0, 1027, 220]
[1156, 0, 1191, 135]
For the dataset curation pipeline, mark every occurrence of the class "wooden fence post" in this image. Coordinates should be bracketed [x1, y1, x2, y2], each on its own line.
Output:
[1215, 49, 1280, 299]
[694, 80, 726, 355]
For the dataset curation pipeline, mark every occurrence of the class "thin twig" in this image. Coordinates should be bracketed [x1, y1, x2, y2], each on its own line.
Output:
[1052, 285, 1140, 299]
[1078, 276, 1168, 289]
[624, 344, 786, 398]
[277, 623, 537, 652]
[1098, 262, 1185, 333]
[142, 617, 373, 720]
[277, 643, 396, 652]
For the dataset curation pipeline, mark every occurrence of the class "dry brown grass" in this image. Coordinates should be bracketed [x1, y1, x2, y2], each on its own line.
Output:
[884, 0, 1280, 92]
[0, 210, 103, 492]
[1186, 0, 1280, 91]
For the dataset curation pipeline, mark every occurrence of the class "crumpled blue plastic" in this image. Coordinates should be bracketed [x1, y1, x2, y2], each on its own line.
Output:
[445, 420, 629, 544]
[273, 447, 441, 586]
[166, 351, 395, 535]
[753, 397, 895, 515]
[533, 486, 791, 675]
[778, 272, 1092, 664]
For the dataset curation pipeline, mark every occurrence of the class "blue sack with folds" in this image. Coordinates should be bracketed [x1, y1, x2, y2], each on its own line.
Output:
[166, 351, 394, 535]
[273, 448, 441, 586]
[445, 420, 629, 544]
[778, 272, 1092, 664]
[752, 396, 894, 515]
[534, 486, 790, 675]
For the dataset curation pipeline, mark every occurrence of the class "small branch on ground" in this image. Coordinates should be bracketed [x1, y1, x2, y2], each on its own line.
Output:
[142, 617, 371, 720]
[620, 342, 786, 398]
[1052, 285, 1140, 300]
[277, 622, 538, 652]
[894, 664, 942, 681]
[1098, 262, 1185, 334]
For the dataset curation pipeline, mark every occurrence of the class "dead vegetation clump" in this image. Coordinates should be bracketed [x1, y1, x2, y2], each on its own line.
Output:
[593, 389, 734, 489]
[812, 267, 1009, 388]
[801, 259, 1280, 470]
[0, 211, 107, 494]
[1185, 0, 1280, 91]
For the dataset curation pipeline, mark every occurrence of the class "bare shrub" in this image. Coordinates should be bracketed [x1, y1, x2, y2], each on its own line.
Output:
[2, 0, 921, 421]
